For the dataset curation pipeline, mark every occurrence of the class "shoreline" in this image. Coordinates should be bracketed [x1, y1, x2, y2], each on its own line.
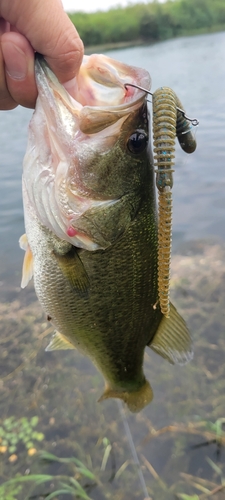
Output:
[84, 25, 225, 54]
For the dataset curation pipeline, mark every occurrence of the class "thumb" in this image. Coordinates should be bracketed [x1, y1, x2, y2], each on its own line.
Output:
[0, 0, 84, 83]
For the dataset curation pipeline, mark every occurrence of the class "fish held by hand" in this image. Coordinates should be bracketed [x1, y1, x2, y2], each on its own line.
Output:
[20, 53, 193, 413]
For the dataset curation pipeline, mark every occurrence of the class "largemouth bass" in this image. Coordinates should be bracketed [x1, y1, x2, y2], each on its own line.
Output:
[20, 54, 193, 413]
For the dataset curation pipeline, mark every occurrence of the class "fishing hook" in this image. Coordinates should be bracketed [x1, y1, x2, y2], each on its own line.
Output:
[124, 83, 199, 126]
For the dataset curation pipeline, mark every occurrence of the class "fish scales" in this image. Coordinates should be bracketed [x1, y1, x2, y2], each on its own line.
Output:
[20, 53, 193, 412]
[29, 179, 160, 382]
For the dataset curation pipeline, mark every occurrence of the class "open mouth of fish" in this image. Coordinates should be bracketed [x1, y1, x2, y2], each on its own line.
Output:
[35, 53, 151, 134]
[23, 54, 151, 250]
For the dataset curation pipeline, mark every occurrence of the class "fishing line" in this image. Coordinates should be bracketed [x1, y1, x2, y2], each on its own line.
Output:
[125, 83, 198, 317]
[117, 400, 150, 500]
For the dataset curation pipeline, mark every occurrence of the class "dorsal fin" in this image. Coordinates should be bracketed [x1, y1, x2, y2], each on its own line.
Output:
[149, 302, 193, 365]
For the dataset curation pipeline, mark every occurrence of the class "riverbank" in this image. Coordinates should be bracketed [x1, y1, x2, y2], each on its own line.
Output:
[68, 0, 225, 53]
[84, 25, 225, 55]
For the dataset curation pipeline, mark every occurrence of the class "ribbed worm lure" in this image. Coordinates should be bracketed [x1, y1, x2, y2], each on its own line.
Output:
[125, 83, 198, 318]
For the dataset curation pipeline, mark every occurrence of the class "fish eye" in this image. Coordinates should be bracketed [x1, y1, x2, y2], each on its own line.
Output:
[127, 129, 148, 155]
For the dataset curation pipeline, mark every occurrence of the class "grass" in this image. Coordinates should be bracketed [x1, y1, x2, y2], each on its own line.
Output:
[0, 451, 98, 499]
[0, 427, 224, 500]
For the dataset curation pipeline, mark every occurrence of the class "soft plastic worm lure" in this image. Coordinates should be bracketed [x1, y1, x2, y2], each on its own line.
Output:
[125, 83, 198, 317]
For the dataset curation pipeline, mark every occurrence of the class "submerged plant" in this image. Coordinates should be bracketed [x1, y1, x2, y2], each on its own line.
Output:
[177, 495, 199, 499]
[0, 451, 97, 500]
[0, 416, 44, 456]
[0, 483, 22, 500]
[200, 417, 225, 445]
[175, 456, 225, 499]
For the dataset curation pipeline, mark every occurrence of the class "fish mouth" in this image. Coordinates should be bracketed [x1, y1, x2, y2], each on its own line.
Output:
[35, 53, 151, 135]
[23, 54, 151, 251]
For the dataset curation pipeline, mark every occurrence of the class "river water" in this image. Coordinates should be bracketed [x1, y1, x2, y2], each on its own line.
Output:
[0, 31, 225, 500]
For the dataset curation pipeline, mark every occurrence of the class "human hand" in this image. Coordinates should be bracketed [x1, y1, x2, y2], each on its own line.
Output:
[0, 0, 84, 110]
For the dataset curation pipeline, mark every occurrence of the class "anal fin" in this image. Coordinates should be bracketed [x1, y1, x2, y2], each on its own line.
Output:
[45, 331, 76, 351]
[149, 302, 193, 365]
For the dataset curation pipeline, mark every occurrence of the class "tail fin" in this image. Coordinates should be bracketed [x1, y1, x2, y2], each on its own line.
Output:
[98, 380, 153, 413]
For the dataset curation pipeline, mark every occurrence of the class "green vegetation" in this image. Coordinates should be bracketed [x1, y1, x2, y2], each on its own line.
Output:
[68, 0, 225, 49]
[0, 416, 44, 456]
[0, 452, 96, 500]
[0, 420, 225, 499]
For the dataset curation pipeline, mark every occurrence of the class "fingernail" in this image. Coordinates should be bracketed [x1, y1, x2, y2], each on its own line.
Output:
[3, 42, 27, 80]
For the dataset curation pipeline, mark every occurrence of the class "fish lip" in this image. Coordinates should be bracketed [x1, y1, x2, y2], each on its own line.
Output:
[35, 52, 78, 108]
[35, 53, 150, 116]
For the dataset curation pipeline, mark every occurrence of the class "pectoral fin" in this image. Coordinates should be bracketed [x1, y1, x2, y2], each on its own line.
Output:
[45, 331, 76, 351]
[19, 234, 33, 288]
[149, 302, 193, 365]
[54, 247, 89, 294]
